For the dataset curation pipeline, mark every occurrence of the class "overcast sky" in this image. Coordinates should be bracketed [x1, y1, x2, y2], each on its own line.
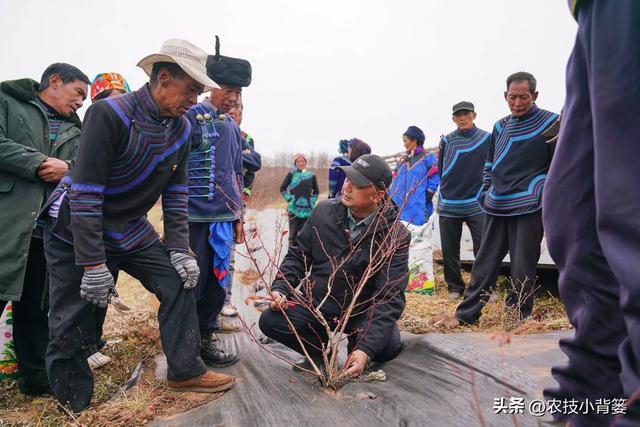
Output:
[1, 0, 577, 157]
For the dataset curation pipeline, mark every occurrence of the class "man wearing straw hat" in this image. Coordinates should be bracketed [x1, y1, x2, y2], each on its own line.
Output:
[42, 39, 235, 412]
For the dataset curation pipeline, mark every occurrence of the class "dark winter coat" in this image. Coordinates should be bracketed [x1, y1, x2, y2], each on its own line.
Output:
[0, 79, 81, 301]
[271, 198, 411, 358]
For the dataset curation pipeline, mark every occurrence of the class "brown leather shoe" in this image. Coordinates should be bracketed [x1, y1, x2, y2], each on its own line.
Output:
[168, 371, 236, 393]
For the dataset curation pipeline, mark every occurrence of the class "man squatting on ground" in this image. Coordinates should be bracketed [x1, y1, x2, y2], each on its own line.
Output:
[437, 101, 490, 301]
[455, 72, 558, 325]
[186, 38, 260, 366]
[0, 63, 89, 395]
[259, 154, 411, 375]
[41, 39, 235, 412]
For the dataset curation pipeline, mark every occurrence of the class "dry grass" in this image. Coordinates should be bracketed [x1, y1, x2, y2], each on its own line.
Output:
[399, 262, 570, 335]
[0, 204, 225, 426]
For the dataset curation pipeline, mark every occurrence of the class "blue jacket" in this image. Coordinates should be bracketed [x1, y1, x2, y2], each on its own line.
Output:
[186, 99, 244, 223]
[390, 151, 439, 225]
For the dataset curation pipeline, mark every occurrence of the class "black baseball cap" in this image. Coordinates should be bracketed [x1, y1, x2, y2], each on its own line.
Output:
[452, 101, 475, 115]
[337, 154, 393, 190]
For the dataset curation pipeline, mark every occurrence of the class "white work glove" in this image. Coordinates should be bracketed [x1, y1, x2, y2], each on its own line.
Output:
[169, 251, 200, 289]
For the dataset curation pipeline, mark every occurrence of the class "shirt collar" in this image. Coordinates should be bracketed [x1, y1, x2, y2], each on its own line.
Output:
[347, 208, 377, 227]
[138, 84, 163, 122]
[511, 103, 539, 121]
[202, 97, 220, 115]
[455, 124, 478, 137]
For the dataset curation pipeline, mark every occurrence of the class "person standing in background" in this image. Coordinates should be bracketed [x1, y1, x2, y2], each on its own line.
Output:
[437, 101, 490, 300]
[280, 153, 319, 243]
[390, 126, 439, 226]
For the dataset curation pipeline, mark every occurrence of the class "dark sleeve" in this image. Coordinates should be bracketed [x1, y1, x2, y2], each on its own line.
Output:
[233, 126, 244, 194]
[310, 174, 319, 207]
[241, 137, 262, 172]
[161, 135, 191, 253]
[280, 172, 292, 200]
[437, 137, 445, 180]
[0, 98, 47, 180]
[271, 206, 316, 296]
[68, 102, 124, 266]
[483, 125, 497, 191]
[328, 157, 341, 198]
[355, 224, 411, 357]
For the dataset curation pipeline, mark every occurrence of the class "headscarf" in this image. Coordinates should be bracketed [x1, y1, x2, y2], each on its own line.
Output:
[90, 72, 131, 102]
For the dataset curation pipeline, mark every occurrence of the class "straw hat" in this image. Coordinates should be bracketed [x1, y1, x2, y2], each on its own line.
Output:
[137, 39, 220, 91]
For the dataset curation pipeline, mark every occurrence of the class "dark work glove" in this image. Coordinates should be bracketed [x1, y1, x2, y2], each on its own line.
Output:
[169, 251, 200, 289]
[80, 266, 114, 308]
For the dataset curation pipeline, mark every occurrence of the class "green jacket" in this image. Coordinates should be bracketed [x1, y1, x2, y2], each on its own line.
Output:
[0, 78, 81, 301]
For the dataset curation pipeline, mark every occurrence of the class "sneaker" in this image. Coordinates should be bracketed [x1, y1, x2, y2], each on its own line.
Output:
[201, 337, 240, 368]
[221, 305, 237, 317]
[88, 351, 111, 369]
[448, 292, 462, 301]
[216, 318, 243, 334]
[168, 371, 235, 393]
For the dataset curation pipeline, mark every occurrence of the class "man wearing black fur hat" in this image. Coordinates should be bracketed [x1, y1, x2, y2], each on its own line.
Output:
[185, 36, 259, 367]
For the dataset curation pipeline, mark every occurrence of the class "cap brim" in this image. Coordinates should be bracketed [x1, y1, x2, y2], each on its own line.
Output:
[337, 166, 373, 187]
[452, 108, 474, 114]
[137, 53, 220, 92]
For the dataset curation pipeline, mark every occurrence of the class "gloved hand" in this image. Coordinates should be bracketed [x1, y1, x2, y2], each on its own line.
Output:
[169, 251, 200, 289]
[80, 265, 114, 308]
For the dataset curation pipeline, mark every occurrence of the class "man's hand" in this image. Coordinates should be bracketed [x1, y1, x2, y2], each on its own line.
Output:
[80, 264, 114, 308]
[233, 220, 245, 244]
[37, 157, 69, 182]
[169, 251, 200, 289]
[342, 350, 369, 377]
[269, 291, 289, 311]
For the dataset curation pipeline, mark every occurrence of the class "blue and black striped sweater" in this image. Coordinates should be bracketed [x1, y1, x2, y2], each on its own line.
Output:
[480, 105, 558, 217]
[437, 125, 490, 218]
[49, 85, 191, 266]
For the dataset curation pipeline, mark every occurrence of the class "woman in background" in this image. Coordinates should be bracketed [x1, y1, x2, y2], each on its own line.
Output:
[390, 126, 439, 226]
[280, 153, 319, 243]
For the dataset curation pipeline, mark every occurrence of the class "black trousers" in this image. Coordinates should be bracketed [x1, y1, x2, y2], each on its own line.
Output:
[288, 215, 307, 244]
[44, 225, 206, 412]
[189, 222, 227, 336]
[455, 210, 543, 324]
[0, 237, 49, 394]
[259, 305, 403, 363]
[439, 214, 484, 294]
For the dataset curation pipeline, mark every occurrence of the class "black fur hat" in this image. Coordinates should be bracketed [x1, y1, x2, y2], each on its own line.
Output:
[206, 36, 252, 87]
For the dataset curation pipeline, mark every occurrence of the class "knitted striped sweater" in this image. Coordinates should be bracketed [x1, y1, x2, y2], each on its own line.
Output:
[480, 105, 558, 217]
[48, 85, 191, 266]
[437, 125, 490, 218]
